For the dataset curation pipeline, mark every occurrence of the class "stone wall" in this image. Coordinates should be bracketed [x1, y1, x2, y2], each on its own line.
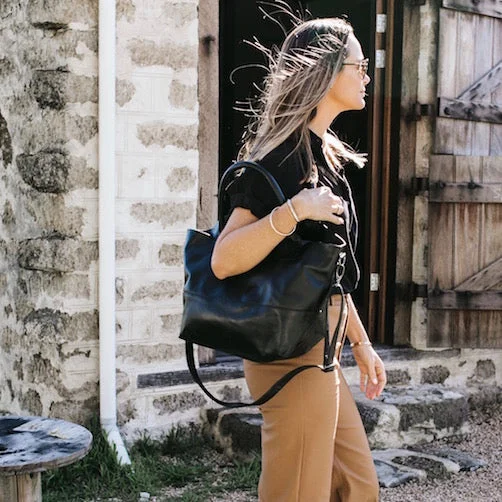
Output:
[0, 0, 199, 436]
[0, 0, 100, 423]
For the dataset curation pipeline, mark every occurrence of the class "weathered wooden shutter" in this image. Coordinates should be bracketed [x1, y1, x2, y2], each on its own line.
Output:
[428, 1, 502, 347]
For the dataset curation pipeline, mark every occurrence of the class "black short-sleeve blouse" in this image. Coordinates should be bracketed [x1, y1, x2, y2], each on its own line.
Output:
[225, 130, 360, 294]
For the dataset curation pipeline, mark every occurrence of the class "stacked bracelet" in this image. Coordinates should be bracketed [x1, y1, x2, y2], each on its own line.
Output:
[286, 199, 300, 223]
[269, 206, 296, 236]
[350, 341, 373, 348]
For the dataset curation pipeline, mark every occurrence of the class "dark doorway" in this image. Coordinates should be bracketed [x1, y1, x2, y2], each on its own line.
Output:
[219, 0, 376, 322]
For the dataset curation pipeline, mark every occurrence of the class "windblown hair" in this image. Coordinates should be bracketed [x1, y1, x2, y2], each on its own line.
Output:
[238, 14, 367, 181]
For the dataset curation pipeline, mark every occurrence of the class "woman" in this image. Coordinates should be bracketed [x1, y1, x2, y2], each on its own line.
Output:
[211, 18, 387, 502]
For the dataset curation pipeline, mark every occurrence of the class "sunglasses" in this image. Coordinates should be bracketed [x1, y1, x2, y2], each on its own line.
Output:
[342, 58, 369, 78]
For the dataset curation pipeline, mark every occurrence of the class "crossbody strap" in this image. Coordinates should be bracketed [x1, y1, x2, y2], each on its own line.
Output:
[185, 292, 348, 408]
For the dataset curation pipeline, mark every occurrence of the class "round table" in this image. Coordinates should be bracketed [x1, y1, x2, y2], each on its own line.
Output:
[0, 416, 93, 502]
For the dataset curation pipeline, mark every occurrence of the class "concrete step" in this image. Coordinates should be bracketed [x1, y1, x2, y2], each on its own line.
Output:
[204, 384, 471, 457]
[203, 384, 491, 487]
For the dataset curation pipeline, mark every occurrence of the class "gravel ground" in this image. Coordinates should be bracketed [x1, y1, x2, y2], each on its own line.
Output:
[120, 403, 502, 502]
[380, 403, 502, 502]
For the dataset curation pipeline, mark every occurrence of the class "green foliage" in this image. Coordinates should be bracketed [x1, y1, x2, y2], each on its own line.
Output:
[42, 416, 259, 502]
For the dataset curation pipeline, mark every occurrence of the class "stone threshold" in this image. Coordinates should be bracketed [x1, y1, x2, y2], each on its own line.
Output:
[137, 345, 461, 389]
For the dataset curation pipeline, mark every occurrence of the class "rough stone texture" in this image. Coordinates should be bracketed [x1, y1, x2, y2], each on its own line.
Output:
[128, 39, 197, 70]
[153, 391, 206, 415]
[17, 150, 70, 193]
[18, 237, 98, 272]
[2, 201, 15, 226]
[27, 0, 97, 28]
[219, 385, 243, 402]
[131, 201, 194, 228]
[118, 399, 138, 426]
[169, 81, 197, 110]
[116, 78, 136, 107]
[136, 122, 198, 150]
[31, 70, 97, 110]
[158, 243, 183, 266]
[469, 359, 496, 384]
[0, 0, 200, 436]
[23, 308, 98, 345]
[0, 109, 13, 166]
[165, 167, 196, 192]
[382, 386, 468, 434]
[116, 239, 140, 260]
[131, 279, 183, 303]
[117, 343, 184, 364]
[421, 365, 451, 384]
[19, 389, 43, 416]
[117, 0, 136, 22]
[386, 369, 412, 386]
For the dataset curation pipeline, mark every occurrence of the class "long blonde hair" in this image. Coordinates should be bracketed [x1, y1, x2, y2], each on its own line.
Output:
[238, 17, 367, 180]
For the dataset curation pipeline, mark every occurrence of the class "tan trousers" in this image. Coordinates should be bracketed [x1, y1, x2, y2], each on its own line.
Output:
[243, 298, 379, 502]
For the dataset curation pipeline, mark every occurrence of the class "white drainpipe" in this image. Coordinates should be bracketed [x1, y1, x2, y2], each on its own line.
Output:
[98, 0, 131, 465]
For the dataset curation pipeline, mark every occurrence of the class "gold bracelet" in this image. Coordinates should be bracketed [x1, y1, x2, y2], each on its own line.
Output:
[269, 207, 296, 236]
[350, 340, 372, 348]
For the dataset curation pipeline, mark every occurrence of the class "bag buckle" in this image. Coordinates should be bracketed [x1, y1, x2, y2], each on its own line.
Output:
[320, 361, 338, 373]
[334, 252, 347, 285]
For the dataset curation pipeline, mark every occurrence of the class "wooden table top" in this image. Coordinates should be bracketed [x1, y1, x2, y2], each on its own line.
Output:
[0, 416, 93, 475]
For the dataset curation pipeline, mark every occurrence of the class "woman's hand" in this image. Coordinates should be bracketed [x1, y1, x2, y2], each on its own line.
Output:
[351, 345, 387, 400]
[291, 187, 345, 225]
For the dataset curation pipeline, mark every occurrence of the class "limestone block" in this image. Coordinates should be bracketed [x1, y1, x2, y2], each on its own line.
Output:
[421, 365, 451, 384]
[17, 150, 70, 193]
[27, 0, 97, 28]
[19, 389, 44, 416]
[136, 121, 197, 151]
[153, 390, 206, 415]
[118, 399, 138, 427]
[16, 112, 98, 152]
[130, 277, 183, 304]
[158, 243, 183, 266]
[164, 166, 197, 193]
[2, 200, 15, 226]
[169, 80, 196, 111]
[386, 369, 412, 386]
[31, 70, 98, 110]
[468, 359, 496, 384]
[355, 385, 470, 448]
[117, 0, 135, 22]
[116, 78, 136, 107]
[0, 109, 12, 166]
[128, 39, 197, 70]
[129, 201, 195, 230]
[18, 237, 98, 272]
[117, 342, 184, 365]
[23, 308, 98, 344]
[159, 312, 183, 336]
[49, 395, 98, 424]
[116, 239, 140, 260]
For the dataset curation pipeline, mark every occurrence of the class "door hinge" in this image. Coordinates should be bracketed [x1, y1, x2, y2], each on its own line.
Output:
[395, 282, 428, 302]
[375, 50, 386, 69]
[376, 14, 387, 34]
[370, 273, 380, 292]
[411, 176, 429, 196]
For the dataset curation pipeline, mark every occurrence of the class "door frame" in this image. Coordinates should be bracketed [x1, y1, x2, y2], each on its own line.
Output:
[198, 0, 402, 352]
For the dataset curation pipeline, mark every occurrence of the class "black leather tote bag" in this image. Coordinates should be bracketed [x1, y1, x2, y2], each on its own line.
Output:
[180, 161, 348, 407]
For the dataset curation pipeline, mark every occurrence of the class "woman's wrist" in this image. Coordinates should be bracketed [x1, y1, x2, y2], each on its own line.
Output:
[290, 194, 307, 221]
[269, 203, 297, 236]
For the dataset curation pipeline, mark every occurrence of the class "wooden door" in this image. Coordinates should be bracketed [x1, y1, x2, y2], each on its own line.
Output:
[428, 1, 502, 348]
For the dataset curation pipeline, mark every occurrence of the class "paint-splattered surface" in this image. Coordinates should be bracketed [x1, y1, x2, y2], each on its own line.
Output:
[0, 416, 92, 474]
